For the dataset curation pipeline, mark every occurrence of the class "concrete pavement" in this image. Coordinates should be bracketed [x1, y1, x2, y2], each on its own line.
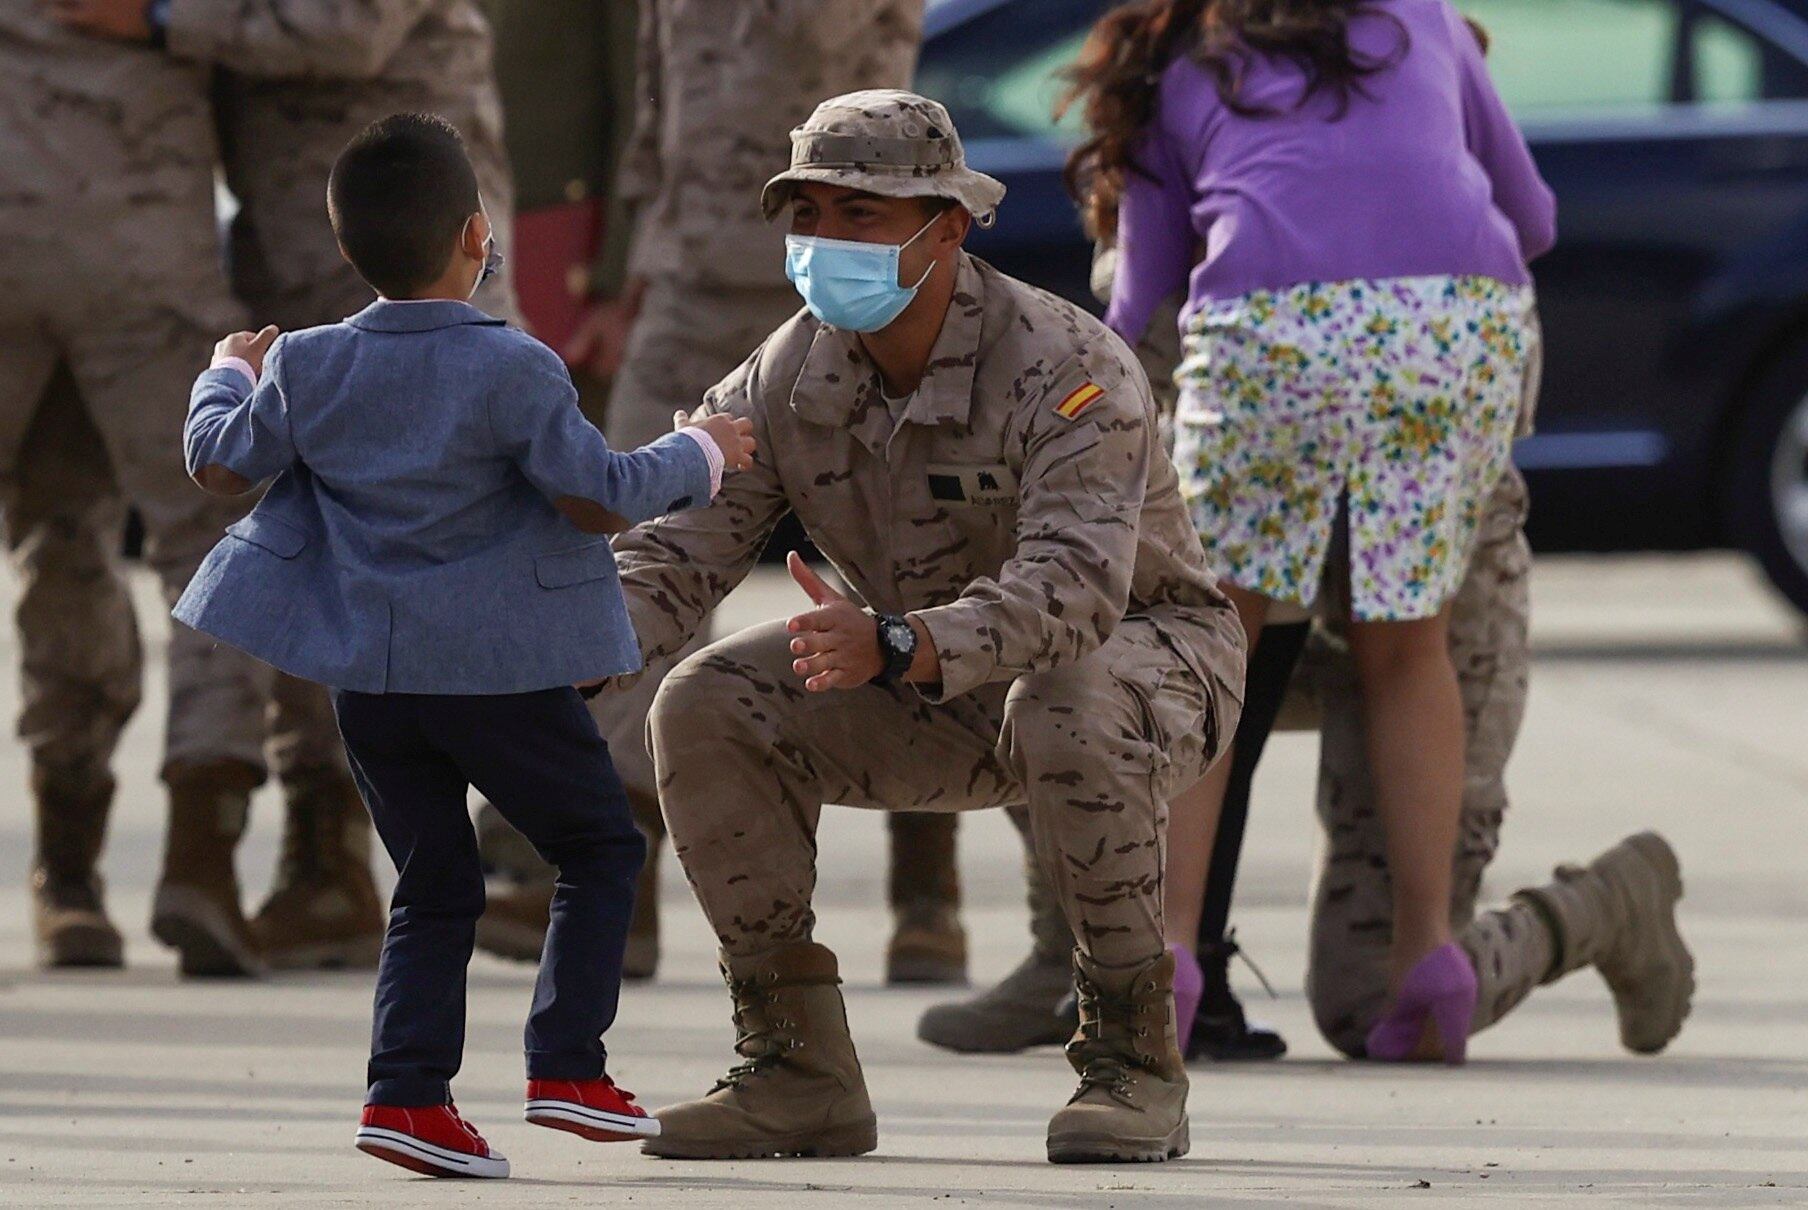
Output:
[1, 554, 1805, 1207]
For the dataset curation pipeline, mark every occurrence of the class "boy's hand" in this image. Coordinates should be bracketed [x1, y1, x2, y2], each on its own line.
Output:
[214, 326, 280, 379]
[676, 410, 757, 473]
[43, 0, 152, 41]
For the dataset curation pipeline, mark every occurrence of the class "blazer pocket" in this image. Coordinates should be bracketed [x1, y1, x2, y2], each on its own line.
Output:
[535, 540, 618, 589]
[226, 512, 309, 559]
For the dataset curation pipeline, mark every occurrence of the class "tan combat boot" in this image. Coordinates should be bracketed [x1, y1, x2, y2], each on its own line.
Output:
[1046, 950, 1190, 1164]
[643, 941, 877, 1159]
[1515, 831, 1694, 1054]
[151, 759, 264, 977]
[885, 812, 967, 985]
[30, 762, 124, 969]
[251, 766, 384, 970]
[917, 843, 1076, 1051]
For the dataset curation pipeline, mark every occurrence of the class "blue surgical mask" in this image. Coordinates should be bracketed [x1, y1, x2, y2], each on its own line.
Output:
[783, 214, 939, 333]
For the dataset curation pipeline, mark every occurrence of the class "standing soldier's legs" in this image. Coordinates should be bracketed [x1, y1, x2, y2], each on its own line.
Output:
[0, 336, 142, 969]
[477, 278, 806, 977]
[1306, 468, 1692, 1057]
[255, 673, 385, 969]
[645, 618, 1232, 1163]
[884, 811, 965, 984]
[63, 307, 276, 977]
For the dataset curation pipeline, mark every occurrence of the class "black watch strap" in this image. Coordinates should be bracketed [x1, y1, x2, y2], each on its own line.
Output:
[871, 613, 916, 685]
[145, 0, 173, 48]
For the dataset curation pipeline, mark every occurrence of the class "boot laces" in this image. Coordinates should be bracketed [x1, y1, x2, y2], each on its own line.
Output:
[712, 974, 797, 1092]
[1067, 971, 1157, 1106]
[1222, 930, 1278, 1000]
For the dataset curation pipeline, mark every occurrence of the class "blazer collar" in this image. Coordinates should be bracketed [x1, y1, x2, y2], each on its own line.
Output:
[789, 252, 986, 437]
[346, 299, 508, 334]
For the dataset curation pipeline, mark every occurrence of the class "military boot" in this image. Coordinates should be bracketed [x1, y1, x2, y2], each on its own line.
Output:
[885, 812, 966, 984]
[917, 840, 1076, 1051]
[475, 800, 553, 962]
[251, 766, 385, 970]
[30, 762, 123, 969]
[151, 759, 264, 977]
[1047, 949, 1190, 1164]
[1514, 831, 1694, 1054]
[643, 941, 877, 1159]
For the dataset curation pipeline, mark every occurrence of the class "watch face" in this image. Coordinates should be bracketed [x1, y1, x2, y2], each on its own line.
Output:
[882, 619, 914, 650]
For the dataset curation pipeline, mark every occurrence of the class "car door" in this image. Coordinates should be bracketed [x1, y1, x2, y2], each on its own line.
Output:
[1466, 0, 1808, 549]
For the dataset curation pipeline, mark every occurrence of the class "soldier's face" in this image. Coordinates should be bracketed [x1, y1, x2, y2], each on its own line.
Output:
[789, 185, 965, 288]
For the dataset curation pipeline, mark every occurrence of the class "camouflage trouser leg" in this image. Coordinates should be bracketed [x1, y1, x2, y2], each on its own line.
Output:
[53, 306, 275, 776]
[650, 617, 1232, 971]
[0, 358, 142, 776]
[1304, 467, 1553, 1055]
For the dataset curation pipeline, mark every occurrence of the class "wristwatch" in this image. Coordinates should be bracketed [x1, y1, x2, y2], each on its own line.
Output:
[871, 613, 917, 686]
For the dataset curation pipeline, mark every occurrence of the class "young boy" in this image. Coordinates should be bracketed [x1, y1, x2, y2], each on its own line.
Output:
[174, 113, 755, 1180]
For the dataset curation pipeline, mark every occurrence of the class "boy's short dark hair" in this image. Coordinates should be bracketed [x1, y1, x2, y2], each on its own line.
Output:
[329, 113, 481, 298]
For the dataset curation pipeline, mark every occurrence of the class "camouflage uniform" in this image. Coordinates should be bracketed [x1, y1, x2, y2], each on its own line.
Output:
[153, 0, 520, 967]
[0, 9, 281, 968]
[617, 246, 1246, 968]
[477, 0, 938, 979]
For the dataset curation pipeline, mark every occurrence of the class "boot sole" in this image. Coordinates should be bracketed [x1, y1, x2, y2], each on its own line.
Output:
[151, 887, 264, 978]
[640, 1116, 877, 1160]
[260, 934, 384, 972]
[1615, 832, 1695, 1055]
[1047, 1117, 1190, 1165]
[38, 922, 124, 969]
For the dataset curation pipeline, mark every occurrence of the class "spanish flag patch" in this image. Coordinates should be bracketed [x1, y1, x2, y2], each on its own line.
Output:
[1053, 381, 1104, 421]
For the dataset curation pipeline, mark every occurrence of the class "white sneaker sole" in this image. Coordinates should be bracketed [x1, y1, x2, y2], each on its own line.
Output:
[525, 1099, 662, 1140]
[354, 1126, 510, 1178]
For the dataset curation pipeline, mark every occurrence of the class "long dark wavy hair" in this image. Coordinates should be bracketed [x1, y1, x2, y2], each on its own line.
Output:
[1059, 0, 1411, 239]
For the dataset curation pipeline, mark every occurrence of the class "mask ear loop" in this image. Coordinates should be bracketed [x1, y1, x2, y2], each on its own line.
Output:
[899, 211, 944, 290]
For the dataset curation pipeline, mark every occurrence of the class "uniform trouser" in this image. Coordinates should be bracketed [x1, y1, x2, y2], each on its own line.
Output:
[337, 688, 645, 1106]
[0, 304, 329, 778]
[648, 616, 1240, 971]
[1301, 466, 1552, 1055]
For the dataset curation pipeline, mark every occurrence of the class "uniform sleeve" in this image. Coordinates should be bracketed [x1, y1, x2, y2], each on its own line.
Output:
[490, 343, 713, 525]
[1450, 7, 1557, 262]
[611, 349, 791, 663]
[910, 354, 1147, 702]
[1104, 123, 1197, 346]
[185, 339, 298, 485]
[164, 0, 437, 78]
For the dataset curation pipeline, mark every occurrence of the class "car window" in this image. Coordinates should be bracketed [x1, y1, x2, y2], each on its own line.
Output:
[918, 24, 1091, 141]
[1689, 9, 1808, 102]
[1458, 0, 1681, 112]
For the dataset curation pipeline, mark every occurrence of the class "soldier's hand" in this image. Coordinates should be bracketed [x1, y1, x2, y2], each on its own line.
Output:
[677, 410, 756, 473]
[214, 326, 280, 379]
[43, 0, 152, 41]
[785, 552, 882, 691]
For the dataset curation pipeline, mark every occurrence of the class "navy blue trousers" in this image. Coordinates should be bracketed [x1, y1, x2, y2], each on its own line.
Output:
[332, 687, 645, 1107]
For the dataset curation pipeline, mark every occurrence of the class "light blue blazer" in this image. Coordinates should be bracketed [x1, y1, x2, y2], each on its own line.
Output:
[173, 299, 712, 694]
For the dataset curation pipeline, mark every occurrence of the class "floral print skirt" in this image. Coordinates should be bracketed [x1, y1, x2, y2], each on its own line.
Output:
[1174, 275, 1534, 621]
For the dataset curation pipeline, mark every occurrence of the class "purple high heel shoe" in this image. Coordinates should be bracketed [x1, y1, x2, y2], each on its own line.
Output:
[1168, 943, 1204, 1055]
[1365, 943, 1477, 1065]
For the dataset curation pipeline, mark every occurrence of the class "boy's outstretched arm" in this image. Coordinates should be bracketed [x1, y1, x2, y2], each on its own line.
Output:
[493, 344, 755, 530]
[186, 327, 297, 497]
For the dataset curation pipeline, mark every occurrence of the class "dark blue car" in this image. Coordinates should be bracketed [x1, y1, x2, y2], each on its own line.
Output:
[919, 0, 1808, 617]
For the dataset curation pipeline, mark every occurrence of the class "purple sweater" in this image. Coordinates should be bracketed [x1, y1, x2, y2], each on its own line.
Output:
[1105, 0, 1556, 343]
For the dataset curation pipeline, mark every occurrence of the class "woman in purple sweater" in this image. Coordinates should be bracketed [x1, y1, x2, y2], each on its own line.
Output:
[1066, 0, 1555, 1062]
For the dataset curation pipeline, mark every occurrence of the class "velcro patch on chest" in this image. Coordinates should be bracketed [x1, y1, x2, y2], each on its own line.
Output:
[1053, 381, 1105, 421]
[927, 463, 1020, 507]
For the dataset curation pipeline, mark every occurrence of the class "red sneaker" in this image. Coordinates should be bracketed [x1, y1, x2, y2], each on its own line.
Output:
[524, 1077, 661, 1141]
[354, 1102, 510, 1178]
